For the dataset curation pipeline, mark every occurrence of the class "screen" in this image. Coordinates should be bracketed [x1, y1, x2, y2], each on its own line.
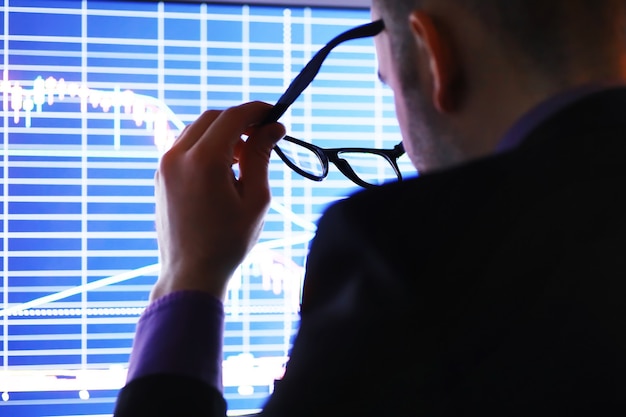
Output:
[0, 0, 408, 415]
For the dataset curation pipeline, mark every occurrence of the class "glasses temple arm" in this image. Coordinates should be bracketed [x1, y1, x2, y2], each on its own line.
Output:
[262, 19, 385, 125]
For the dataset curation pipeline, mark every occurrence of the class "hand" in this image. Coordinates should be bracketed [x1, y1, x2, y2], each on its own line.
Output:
[150, 102, 286, 302]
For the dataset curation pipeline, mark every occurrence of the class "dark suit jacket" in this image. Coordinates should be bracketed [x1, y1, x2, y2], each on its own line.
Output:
[114, 88, 626, 416]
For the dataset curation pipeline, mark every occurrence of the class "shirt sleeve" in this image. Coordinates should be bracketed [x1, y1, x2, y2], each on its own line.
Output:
[125, 290, 225, 393]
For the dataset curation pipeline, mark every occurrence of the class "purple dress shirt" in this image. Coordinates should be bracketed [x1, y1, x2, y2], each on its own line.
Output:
[126, 290, 225, 392]
[124, 83, 621, 395]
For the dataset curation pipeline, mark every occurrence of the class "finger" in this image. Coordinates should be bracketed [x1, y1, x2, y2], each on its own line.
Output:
[194, 102, 276, 158]
[172, 123, 191, 145]
[238, 121, 286, 201]
[173, 110, 222, 151]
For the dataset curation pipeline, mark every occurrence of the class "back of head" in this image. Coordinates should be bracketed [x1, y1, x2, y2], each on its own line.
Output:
[371, 0, 626, 171]
[374, 0, 626, 87]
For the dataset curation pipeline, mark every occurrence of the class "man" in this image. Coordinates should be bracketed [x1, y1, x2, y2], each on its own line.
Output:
[114, 0, 626, 416]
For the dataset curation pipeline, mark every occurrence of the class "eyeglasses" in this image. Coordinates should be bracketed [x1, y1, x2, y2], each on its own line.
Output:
[275, 135, 405, 188]
[262, 19, 406, 188]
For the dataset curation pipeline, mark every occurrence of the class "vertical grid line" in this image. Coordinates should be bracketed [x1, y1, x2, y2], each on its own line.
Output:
[2, 0, 10, 379]
[241, 4, 251, 354]
[157, 2, 165, 105]
[200, 3, 208, 113]
[242, 5, 250, 103]
[277, 7, 293, 197]
[80, 0, 89, 374]
[281, 7, 294, 358]
[302, 6, 313, 261]
[374, 39, 384, 147]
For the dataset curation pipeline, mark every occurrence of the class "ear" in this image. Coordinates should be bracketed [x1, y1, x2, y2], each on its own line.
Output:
[409, 11, 457, 113]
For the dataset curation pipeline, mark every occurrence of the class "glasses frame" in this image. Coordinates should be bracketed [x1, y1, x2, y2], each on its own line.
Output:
[261, 19, 406, 188]
[275, 135, 405, 189]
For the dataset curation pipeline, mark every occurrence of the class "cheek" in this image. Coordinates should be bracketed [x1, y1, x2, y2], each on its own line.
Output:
[393, 91, 421, 169]
[393, 93, 412, 147]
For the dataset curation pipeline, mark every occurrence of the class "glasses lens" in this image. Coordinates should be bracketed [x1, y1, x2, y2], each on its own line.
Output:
[338, 151, 400, 186]
[276, 141, 325, 179]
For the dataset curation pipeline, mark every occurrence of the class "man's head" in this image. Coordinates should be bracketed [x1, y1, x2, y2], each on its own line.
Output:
[371, 0, 626, 173]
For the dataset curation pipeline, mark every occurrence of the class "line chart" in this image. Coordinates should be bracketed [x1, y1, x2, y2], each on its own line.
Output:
[2, 72, 182, 151]
[0, 1, 404, 415]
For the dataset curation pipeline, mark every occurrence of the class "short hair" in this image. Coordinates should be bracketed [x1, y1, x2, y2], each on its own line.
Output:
[374, 0, 626, 86]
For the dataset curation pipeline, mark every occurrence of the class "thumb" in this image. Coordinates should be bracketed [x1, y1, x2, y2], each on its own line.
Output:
[238, 122, 286, 199]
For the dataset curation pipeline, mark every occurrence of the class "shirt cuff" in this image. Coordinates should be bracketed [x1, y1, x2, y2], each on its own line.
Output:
[126, 290, 225, 393]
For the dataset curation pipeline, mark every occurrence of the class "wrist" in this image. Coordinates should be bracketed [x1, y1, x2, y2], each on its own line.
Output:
[150, 268, 231, 303]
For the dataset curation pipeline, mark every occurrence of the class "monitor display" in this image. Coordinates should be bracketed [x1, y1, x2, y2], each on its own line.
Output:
[0, 0, 407, 415]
